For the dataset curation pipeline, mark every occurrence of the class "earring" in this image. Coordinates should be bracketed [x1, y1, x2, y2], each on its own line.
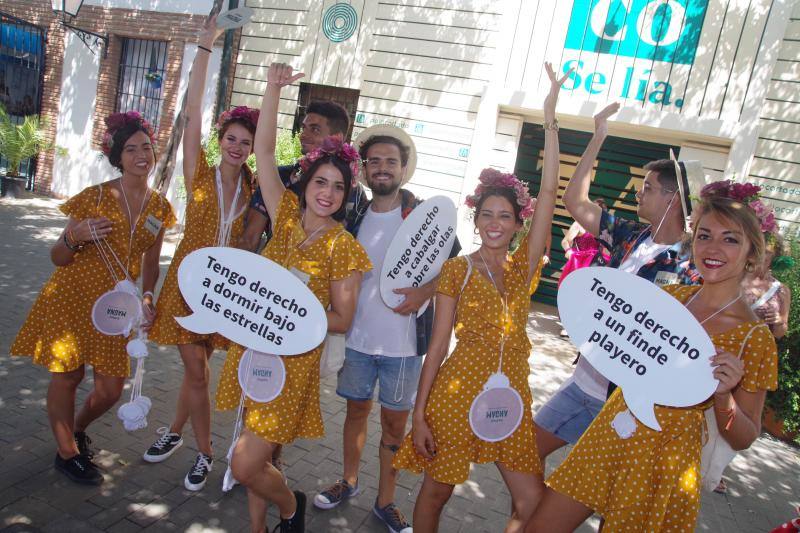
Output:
[474, 227, 480, 235]
[745, 262, 755, 273]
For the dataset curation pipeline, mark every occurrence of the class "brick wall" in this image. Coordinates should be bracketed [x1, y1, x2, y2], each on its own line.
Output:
[0, 1, 211, 196]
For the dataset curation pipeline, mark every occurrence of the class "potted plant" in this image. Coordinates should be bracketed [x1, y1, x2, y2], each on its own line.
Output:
[764, 237, 800, 445]
[0, 105, 49, 198]
[145, 71, 163, 89]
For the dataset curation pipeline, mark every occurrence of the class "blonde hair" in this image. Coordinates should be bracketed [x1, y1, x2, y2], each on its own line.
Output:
[692, 195, 765, 272]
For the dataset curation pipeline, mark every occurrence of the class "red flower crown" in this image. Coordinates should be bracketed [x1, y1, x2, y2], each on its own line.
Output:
[216, 106, 260, 131]
[465, 168, 534, 219]
[101, 111, 155, 155]
[298, 136, 361, 183]
[698, 180, 779, 239]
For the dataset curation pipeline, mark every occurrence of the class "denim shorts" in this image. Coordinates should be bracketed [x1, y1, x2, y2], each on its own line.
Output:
[534, 381, 605, 444]
[336, 348, 422, 411]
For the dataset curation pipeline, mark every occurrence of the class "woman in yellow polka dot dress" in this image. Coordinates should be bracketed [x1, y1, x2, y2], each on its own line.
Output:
[215, 63, 371, 533]
[11, 111, 175, 486]
[393, 63, 569, 533]
[526, 186, 779, 533]
[143, 16, 259, 492]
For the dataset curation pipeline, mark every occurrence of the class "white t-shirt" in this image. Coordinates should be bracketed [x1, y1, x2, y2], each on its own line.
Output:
[572, 235, 672, 400]
[346, 206, 417, 357]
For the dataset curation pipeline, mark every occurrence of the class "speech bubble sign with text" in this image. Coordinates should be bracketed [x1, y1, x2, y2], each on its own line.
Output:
[175, 247, 327, 355]
[380, 196, 457, 312]
[558, 267, 717, 431]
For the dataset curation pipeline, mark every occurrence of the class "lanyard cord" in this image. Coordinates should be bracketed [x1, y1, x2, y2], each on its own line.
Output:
[215, 167, 243, 247]
[685, 287, 743, 325]
[90, 223, 132, 285]
[119, 180, 151, 272]
[478, 248, 509, 375]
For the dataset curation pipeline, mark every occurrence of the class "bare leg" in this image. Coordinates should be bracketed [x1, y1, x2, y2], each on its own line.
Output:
[173, 343, 213, 455]
[343, 399, 371, 486]
[74, 370, 125, 433]
[247, 487, 269, 533]
[412, 474, 454, 533]
[47, 367, 85, 458]
[533, 422, 568, 466]
[231, 430, 296, 520]
[377, 406, 410, 507]
[496, 462, 544, 533]
[524, 486, 593, 533]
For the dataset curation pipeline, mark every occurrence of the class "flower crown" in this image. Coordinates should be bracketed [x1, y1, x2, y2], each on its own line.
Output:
[698, 180, 778, 237]
[216, 106, 260, 131]
[464, 168, 534, 219]
[101, 111, 155, 155]
[298, 136, 361, 182]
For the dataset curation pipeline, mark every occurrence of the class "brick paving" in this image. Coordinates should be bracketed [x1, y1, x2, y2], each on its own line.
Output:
[0, 195, 798, 532]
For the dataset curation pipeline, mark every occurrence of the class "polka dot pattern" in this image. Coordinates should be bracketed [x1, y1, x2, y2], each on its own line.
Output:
[11, 183, 176, 377]
[546, 284, 778, 532]
[394, 235, 545, 485]
[149, 151, 251, 349]
[215, 190, 372, 444]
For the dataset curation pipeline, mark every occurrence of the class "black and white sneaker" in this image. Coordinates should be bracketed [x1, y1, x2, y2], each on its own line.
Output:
[74, 431, 95, 460]
[54, 453, 103, 485]
[184, 453, 213, 491]
[143, 427, 183, 463]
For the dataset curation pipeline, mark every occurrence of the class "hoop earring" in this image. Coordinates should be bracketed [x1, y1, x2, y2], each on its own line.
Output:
[474, 227, 480, 235]
[745, 262, 755, 273]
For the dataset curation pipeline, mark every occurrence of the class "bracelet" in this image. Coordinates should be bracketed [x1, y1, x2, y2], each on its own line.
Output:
[63, 232, 81, 252]
[197, 45, 212, 54]
[714, 400, 736, 431]
[142, 291, 155, 300]
[543, 118, 559, 131]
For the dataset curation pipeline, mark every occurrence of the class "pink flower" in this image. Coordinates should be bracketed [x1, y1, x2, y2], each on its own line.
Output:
[468, 167, 534, 219]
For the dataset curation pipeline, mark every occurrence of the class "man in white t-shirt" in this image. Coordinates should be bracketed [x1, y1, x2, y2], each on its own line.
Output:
[313, 125, 459, 533]
[533, 104, 702, 465]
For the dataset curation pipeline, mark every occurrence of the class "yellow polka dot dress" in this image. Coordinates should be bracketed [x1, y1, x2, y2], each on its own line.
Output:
[546, 285, 778, 532]
[215, 190, 371, 444]
[11, 183, 176, 378]
[149, 151, 251, 350]
[394, 236, 544, 485]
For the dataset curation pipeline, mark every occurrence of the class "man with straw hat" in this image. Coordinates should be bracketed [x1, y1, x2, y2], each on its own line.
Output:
[533, 103, 705, 472]
[313, 124, 459, 533]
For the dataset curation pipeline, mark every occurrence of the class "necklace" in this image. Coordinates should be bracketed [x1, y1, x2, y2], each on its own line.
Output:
[214, 167, 243, 246]
[684, 287, 743, 325]
[119, 178, 150, 270]
[296, 212, 331, 250]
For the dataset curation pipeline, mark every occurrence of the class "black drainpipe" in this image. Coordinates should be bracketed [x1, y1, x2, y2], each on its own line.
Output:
[214, 0, 239, 119]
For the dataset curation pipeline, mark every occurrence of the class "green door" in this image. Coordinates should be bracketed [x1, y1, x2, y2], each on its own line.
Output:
[514, 123, 679, 306]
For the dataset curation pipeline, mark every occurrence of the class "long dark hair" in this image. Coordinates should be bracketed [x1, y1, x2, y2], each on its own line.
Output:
[107, 123, 156, 172]
[296, 155, 353, 221]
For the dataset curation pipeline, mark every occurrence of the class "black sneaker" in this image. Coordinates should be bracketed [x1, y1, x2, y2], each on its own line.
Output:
[143, 427, 183, 463]
[184, 452, 212, 491]
[74, 431, 94, 459]
[54, 453, 103, 485]
[273, 490, 306, 533]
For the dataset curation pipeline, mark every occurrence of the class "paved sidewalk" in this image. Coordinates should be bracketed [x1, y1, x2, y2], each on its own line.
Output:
[0, 196, 798, 532]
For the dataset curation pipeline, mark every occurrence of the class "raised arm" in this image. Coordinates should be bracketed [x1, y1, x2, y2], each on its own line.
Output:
[182, 16, 223, 194]
[254, 63, 304, 223]
[562, 102, 619, 236]
[524, 63, 569, 283]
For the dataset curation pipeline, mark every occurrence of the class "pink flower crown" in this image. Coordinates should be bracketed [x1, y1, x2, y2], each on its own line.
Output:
[698, 179, 779, 238]
[464, 168, 534, 219]
[101, 111, 155, 155]
[298, 136, 361, 183]
[216, 106, 260, 131]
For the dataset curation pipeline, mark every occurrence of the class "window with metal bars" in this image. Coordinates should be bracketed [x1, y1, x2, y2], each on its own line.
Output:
[115, 38, 168, 129]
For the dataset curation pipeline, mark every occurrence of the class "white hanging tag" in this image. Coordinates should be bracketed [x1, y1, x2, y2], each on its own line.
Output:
[115, 279, 139, 295]
[611, 409, 638, 439]
[238, 349, 286, 403]
[468, 372, 524, 442]
[126, 338, 148, 358]
[92, 289, 142, 336]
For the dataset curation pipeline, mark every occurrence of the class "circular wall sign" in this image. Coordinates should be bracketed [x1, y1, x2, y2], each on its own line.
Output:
[322, 3, 358, 43]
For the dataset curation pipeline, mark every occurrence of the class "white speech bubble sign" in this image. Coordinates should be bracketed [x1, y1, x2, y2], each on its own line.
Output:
[216, 6, 254, 30]
[558, 267, 717, 431]
[175, 247, 327, 356]
[379, 196, 457, 312]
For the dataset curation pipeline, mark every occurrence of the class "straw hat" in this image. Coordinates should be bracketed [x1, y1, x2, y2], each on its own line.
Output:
[353, 124, 417, 186]
[670, 149, 706, 232]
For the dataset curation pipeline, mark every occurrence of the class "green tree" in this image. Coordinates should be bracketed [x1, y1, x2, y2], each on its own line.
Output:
[0, 105, 49, 176]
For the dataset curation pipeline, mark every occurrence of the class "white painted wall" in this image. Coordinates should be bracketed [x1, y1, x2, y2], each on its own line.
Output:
[51, 31, 115, 198]
[83, 0, 215, 15]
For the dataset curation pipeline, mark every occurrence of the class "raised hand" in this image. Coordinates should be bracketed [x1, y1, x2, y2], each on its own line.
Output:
[266, 63, 304, 89]
[199, 14, 224, 49]
[543, 62, 574, 121]
[593, 102, 620, 139]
